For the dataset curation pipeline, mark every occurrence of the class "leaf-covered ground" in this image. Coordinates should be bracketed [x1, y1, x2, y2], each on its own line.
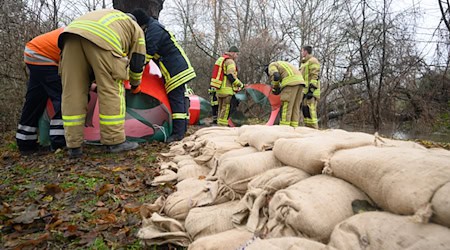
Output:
[1, 127, 448, 249]
[0, 130, 176, 250]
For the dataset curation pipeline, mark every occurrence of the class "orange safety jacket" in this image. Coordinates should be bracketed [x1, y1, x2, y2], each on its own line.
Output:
[210, 54, 231, 89]
[24, 27, 64, 66]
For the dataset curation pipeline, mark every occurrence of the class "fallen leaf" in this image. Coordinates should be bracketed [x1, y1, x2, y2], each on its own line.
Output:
[198, 175, 206, 180]
[123, 203, 141, 214]
[44, 184, 62, 196]
[95, 201, 105, 207]
[97, 184, 114, 196]
[113, 166, 130, 172]
[14, 232, 50, 249]
[42, 195, 54, 202]
[13, 209, 39, 224]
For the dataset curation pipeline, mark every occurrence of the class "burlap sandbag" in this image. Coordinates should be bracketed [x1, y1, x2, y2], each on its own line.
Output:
[137, 212, 191, 247]
[193, 126, 239, 138]
[177, 158, 198, 168]
[194, 138, 243, 165]
[232, 167, 310, 232]
[152, 169, 178, 186]
[177, 164, 211, 182]
[244, 237, 328, 250]
[375, 136, 426, 149]
[293, 126, 321, 135]
[187, 229, 254, 250]
[326, 146, 450, 224]
[216, 151, 282, 194]
[328, 211, 450, 250]
[173, 155, 194, 163]
[163, 178, 208, 220]
[267, 175, 371, 243]
[208, 147, 259, 176]
[236, 125, 295, 147]
[273, 131, 375, 175]
[185, 201, 239, 240]
[432, 182, 450, 227]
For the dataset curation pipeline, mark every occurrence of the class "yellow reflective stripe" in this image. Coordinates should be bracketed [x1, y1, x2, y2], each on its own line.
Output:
[166, 70, 196, 93]
[168, 31, 192, 68]
[210, 79, 222, 89]
[99, 114, 125, 119]
[63, 114, 86, 127]
[172, 113, 188, 119]
[63, 114, 86, 120]
[281, 101, 289, 124]
[279, 61, 294, 76]
[99, 12, 130, 26]
[290, 121, 299, 127]
[129, 70, 143, 80]
[272, 80, 280, 87]
[166, 68, 195, 86]
[69, 21, 122, 54]
[138, 38, 145, 45]
[226, 64, 236, 72]
[119, 80, 125, 118]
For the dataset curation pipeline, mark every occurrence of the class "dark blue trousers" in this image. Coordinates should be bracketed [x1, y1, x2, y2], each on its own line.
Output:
[16, 64, 65, 152]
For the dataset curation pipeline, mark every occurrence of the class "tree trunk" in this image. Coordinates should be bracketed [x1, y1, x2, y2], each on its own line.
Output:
[112, 0, 165, 20]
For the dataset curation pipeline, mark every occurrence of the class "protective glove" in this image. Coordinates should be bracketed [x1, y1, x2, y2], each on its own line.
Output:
[305, 91, 314, 99]
[272, 86, 281, 95]
[233, 81, 244, 92]
[131, 85, 141, 94]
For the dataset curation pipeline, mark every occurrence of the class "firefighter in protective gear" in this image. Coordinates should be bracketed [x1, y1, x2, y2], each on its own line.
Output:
[265, 61, 305, 127]
[300, 45, 321, 129]
[59, 9, 146, 157]
[16, 28, 66, 155]
[131, 9, 196, 143]
[210, 46, 244, 126]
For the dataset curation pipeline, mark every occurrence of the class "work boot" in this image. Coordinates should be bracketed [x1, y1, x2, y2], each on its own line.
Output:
[106, 141, 139, 153]
[68, 147, 82, 158]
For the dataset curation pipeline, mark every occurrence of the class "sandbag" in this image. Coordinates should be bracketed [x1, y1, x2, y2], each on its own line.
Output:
[194, 138, 243, 165]
[431, 182, 450, 227]
[237, 125, 295, 147]
[173, 155, 194, 163]
[375, 136, 426, 149]
[267, 175, 371, 242]
[273, 131, 375, 174]
[216, 151, 282, 194]
[209, 147, 259, 175]
[193, 126, 239, 138]
[185, 201, 239, 240]
[326, 146, 450, 224]
[328, 211, 450, 250]
[187, 229, 254, 250]
[232, 167, 310, 232]
[177, 158, 198, 168]
[163, 178, 208, 220]
[244, 237, 328, 250]
[177, 164, 211, 182]
[137, 213, 191, 247]
[152, 169, 178, 186]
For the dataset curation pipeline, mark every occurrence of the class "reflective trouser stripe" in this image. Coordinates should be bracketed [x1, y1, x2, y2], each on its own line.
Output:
[280, 101, 289, 125]
[303, 98, 318, 129]
[63, 114, 86, 126]
[50, 119, 64, 126]
[50, 129, 65, 136]
[217, 103, 230, 126]
[16, 133, 38, 140]
[18, 124, 37, 132]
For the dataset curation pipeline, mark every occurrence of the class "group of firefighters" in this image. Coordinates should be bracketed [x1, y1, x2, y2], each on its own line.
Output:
[210, 46, 320, 129]
[16, 8, 321, 158]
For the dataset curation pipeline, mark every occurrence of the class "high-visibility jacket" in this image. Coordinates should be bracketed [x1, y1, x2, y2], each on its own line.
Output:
[144, 17, 196, 93]
[268, 61, 305, 88]
[24, 27, 64, 66]
[59, 9, 146, 85]
[300, 55, 321, 98]
[210, 54, 230, 89]
[213, 54, 242, 96]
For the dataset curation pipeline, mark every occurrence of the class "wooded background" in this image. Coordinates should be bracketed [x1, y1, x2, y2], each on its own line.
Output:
[1, 0, 449, 134]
